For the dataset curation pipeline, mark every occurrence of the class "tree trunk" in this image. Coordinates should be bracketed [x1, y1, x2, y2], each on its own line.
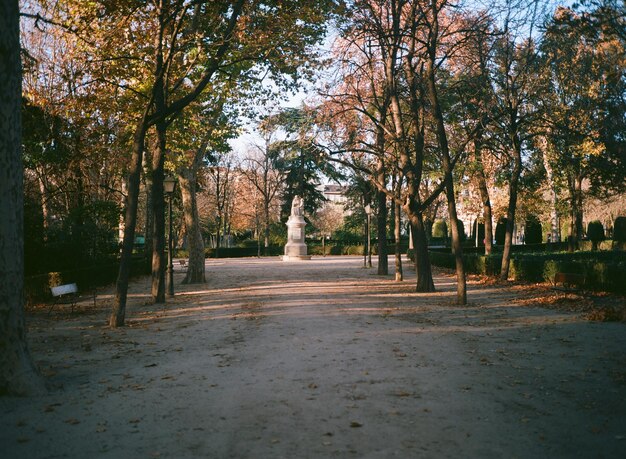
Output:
[109, 0, 244, 326]
[474, 132, 493, 255]
[215, 218, 222, 258]
[394, 200, 403, 282]
[374, 122, 388, 275]
[387, 51, 434, 292]
[540, 136, 559, 243]
[36, 168, 50, 237]
[0, 0, 46, 395]
[376, 188, 388, 275]
[143, 145, 154, 268]
[500, 138, 522, 281]
[150, 18, 168, 302]
[567, 174, 583, 252]
[111, 117, 148, 327]
[118, 179, 127, 244]
[264, 203, 270, 256]
[426, 52, 466, 304]
[445, 188, 466, 304]
[410, 214, 435, 292]
[150, 123, 166, 303]
[179, 167, 206, 284]
[575, 176, 583, 245]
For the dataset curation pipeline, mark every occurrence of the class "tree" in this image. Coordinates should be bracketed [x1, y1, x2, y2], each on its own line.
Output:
[490, 1, 546, 280]
[310, 202, 345, 254]
[69, 0, 340, 326]
[169, 98, 236, 284]
[23, 0, 340, 326]
[323, 0, 440, 292]
[264, 107, 336, 220]
[495, 217, 507, 245]
[575, 0, 626, 43]
[614, 216, 626, 242]
[422, 0, 469, 303]
[541, 6, 626, 252]
[240, 133, 286, 255]
[450, 12, 497, 255]
[321, 0, 493, 301]
[524, 215, 543, 244]
[207, 155, 238, 255]
[587, 220, 604, 250]
[0, 0, 45, 396]
[20, 7, 129, 277]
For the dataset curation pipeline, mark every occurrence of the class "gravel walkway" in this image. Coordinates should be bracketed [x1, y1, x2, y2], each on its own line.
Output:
[2, 256, 625, 458]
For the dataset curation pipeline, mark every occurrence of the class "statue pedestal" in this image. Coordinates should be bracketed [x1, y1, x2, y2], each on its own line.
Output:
[282, 214, 311, 261]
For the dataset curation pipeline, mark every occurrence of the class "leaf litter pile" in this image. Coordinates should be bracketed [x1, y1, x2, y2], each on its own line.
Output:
[444, 267, 626, 322]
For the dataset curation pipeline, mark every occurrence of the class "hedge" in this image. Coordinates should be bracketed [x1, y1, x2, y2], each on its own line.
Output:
[431, 240, 626, 253]
[205, 242, 411, 258]
[421, 249, 626, 294]
[205, 246, 284, 258]
[24, 255, 150, 306]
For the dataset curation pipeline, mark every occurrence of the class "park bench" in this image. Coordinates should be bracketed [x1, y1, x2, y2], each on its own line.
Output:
[553, 272, 585, 293]
[49, 283, 79, 315]
[48, 283, 97, 315]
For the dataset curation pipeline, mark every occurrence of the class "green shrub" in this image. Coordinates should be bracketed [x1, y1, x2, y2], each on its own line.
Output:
[174, 249, 189, 258]
[613, 216, 626, 242]
[205, 246, 283, 258]
[429, 250, 456, 269]
[426, 249, 626, 293]
[428, 237, 447, 246]
[308, 245, 326, 256]
[472, 221, 485, 246]
[449, 220, 466, 241]
[578, 240, 616, 251]
[587, 221, 604, 250]
[524, 216, 542, 244]
[495, 217, 507, 245]
[432, 219, 448, 238]
[330, 245, 344, 255]
[345, 245, 366, 255]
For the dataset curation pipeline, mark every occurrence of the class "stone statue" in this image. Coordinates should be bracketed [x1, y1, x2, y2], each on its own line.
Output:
[283, 194, 310, 260]
[291, 195, 303, 216]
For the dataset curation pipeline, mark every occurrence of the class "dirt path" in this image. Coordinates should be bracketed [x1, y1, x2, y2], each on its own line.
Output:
[2, 256, 625, 458]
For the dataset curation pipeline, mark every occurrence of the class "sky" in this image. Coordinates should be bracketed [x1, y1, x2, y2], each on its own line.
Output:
[227, 0, 576, 158]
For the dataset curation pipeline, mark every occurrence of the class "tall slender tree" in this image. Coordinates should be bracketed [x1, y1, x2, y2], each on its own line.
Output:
[0, 0, 46, 396]
[489, 1, 545, 280]
[240, 133, 286, 255]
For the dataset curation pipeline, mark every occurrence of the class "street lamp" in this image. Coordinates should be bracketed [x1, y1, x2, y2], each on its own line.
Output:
[163, 176, 177, 296]
[365, 204, 372, 268]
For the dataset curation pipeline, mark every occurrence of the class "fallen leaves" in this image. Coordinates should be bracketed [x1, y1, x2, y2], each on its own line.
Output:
[391, 390, 419, 398]
[95, 423, 107, 433]
[43, 403, 61, 413]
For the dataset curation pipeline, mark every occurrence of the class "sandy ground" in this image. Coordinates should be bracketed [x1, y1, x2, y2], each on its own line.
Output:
[1, 255, 626, 458]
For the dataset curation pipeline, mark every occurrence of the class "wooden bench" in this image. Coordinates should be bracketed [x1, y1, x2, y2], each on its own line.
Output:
[553, 272, 585, 292]
[49, 283, 79, 315]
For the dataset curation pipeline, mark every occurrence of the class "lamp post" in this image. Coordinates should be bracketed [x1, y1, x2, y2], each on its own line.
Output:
[163, 176, 177, 296]
[365, 204, 372, 268]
